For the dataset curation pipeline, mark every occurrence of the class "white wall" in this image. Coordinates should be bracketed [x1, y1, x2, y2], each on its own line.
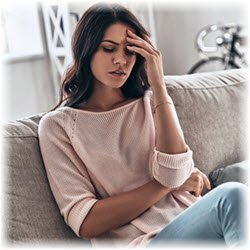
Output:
[1, 6, 57, 122]
[0, 1, 247, 122]
[2, 57, 56, 121]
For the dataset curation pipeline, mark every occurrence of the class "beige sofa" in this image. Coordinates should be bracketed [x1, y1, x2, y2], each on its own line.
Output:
[2, 69, 248, 244]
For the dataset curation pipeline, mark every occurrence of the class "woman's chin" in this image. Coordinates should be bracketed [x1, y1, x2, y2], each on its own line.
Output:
[104, 78, 127, 88]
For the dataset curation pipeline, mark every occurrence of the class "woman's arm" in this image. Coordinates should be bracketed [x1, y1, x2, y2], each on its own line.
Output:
[151, 84, 187, 154]
[127, 30, 186, 154]
[80, 179, 171, 239]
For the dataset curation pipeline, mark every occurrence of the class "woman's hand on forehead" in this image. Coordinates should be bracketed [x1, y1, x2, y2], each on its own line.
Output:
[126, 30, 164, 87]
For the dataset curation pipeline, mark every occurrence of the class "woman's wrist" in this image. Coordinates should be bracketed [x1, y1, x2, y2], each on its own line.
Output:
[151, 179, 172, 195]
[151, 82, 169, 100]
[151, 84, 173, 110]
[150, 81, 166, 92]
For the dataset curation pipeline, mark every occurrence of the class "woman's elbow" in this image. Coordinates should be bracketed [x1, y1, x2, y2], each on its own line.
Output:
[79, 222, 93, 240]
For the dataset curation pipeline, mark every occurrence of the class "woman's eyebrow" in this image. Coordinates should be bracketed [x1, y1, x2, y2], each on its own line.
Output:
[101, 39, 119, 45]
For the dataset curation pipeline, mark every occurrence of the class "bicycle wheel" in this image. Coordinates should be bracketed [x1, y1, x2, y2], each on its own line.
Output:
[188, 57, 239, 74]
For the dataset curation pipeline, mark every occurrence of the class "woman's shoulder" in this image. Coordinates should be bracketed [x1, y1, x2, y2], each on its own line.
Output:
[39, 107, 73, 133]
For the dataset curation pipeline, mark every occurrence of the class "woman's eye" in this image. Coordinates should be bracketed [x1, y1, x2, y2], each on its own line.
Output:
[102, 46, 135, 56]
[102, 47, 114, 53]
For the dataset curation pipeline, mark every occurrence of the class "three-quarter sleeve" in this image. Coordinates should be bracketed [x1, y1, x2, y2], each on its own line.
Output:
[38, 112, 98, 237]
[151, 146, 194, 188]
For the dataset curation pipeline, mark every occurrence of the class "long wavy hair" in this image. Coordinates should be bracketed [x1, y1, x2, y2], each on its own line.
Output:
[53, 2, 150, 110]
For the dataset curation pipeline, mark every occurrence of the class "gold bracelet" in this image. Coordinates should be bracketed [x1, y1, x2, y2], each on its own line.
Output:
[153, 100, 173, 114]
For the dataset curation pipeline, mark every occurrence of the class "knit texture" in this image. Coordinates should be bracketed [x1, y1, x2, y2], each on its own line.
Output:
[38, 90, 200, 247]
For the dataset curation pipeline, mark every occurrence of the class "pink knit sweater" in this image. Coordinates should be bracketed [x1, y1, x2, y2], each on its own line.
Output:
[38, 90, 200, 247]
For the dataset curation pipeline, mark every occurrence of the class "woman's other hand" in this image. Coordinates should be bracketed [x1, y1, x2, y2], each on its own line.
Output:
[174, 168, 211, 197]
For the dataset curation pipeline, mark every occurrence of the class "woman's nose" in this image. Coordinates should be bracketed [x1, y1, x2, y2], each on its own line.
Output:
[113, 50, 127, 65]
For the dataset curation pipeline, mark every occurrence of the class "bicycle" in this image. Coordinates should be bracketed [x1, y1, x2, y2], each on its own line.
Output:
[188, 23, 248, 74]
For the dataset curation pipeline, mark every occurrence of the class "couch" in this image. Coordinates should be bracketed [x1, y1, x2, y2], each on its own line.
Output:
[1, 69, 248, 244]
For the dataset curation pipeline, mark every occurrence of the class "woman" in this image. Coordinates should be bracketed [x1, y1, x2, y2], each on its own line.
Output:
[38, 2, 247, 247]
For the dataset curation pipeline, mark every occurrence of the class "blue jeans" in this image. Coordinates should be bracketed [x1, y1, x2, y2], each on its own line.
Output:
[148, 182, 248, 247]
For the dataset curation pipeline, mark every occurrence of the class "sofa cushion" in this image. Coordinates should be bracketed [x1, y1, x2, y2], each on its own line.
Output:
[208, 160, 249, 188]
[2, 114, 84, 243]
[165, 69, 248, 176]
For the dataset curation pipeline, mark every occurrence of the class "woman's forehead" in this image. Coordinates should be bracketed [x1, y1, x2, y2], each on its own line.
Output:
[102, 23, 135, 44]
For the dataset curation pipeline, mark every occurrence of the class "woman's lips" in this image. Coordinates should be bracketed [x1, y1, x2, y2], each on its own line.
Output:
[109, 71, 127, 78]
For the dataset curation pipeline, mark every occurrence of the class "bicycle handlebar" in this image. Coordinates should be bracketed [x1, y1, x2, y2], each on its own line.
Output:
[196, 23, 241, 53]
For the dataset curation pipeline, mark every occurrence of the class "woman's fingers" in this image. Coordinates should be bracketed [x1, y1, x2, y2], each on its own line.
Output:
[180, 169, 211, 197]
[127, 30, 152, 46]
[202, 172, 211, 190]
[127, 29, 141, 39]
[127, 30, 158, 54]
[126, 36, 156, 54]
[143, 34, 153, 46]
[195, 176, 203, 197]
[127, 30, 153, 49]
[194, 168, 211, 190]
[126, 45, 150, 59]
[188, 170, 203, 197]
[194, 173, 211, 197]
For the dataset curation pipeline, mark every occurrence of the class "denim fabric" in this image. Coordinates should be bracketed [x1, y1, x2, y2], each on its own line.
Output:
[148, 182, 248, 248]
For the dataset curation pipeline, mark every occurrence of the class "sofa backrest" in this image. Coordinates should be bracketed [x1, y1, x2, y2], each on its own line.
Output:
[2, 69, 248, 243]
[165, 69, 248, 176]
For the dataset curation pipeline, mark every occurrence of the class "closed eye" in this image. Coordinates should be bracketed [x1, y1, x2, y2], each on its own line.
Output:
[102, 47, 114, 53]
[102, 46, 135, 56]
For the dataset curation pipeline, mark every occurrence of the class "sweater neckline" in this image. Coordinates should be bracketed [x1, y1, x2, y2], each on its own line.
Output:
[62, 97, 143, 115]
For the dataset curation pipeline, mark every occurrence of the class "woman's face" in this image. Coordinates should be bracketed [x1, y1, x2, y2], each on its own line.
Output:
[90, 23, 137, 89]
